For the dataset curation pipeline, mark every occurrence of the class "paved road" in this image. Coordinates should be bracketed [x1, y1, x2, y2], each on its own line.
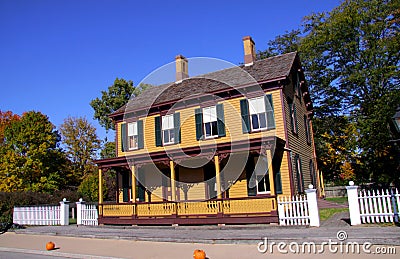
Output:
[0, 251, 73, 259]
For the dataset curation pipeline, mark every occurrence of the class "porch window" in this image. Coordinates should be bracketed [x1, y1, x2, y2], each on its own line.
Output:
[162, 114, 175, 145]
[294, 154, 304, 193]
[254, 156, 270, 194]
[249, 96, 267, 131]
[128, 122, 138, 150]
[203, 106, 218, 138]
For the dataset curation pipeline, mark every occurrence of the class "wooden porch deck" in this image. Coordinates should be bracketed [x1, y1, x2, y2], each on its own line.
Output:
[98, 196, 278, 225]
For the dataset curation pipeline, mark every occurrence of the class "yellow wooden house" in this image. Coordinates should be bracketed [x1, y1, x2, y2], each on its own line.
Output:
[96, 36, 319, 225]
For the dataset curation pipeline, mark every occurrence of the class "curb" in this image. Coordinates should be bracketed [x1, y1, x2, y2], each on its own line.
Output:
[0, 247, 124, 259]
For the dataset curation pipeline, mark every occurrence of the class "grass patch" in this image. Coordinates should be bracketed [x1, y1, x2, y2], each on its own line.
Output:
[69, 218, 77, 225]
[319, 208, 348, 221]
[325, 197, 348, 204]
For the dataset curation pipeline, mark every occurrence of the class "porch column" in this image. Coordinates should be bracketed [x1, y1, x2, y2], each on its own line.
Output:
[214, 155, 222, 199]
[266, 149, 275, 195]
[98, 168, 103, 204]
[131, 165, 136, 202]
[170, 161, 176, 201]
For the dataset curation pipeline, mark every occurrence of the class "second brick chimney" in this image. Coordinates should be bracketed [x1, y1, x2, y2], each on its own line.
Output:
[243, 36, 256, 66]
[175, 54, 188, 83]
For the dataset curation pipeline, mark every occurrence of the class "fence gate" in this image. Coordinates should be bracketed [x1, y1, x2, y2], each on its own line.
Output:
[76, 199, 98, 226]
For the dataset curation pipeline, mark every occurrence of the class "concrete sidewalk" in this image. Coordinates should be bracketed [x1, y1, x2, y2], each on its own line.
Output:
[10, 223, 400, 245]
[1, 232, 399, 259]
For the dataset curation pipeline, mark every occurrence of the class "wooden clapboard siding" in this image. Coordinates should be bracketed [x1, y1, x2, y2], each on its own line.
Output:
[278, 153, 292, 196]
[282, 74, 315, 192]
[178, 167, 206, 201]
[228, 170, 248, 198]
[117, 89, 284, 157]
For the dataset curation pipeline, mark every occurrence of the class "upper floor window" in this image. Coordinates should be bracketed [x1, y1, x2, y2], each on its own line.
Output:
[240, 94, 275, 134]
[203, 106, 218, 138]
[121, 120, 144, 152]
[294, 71, 302, 103]
[128, 122, 138, 150]
[288, 98, 298, 134]
[162, 114, 175, 145]
[304, 115, 311, 144]
[195, 104, 225, 141]
[249, 96, 267, 131]
[155, 113, 181, 147]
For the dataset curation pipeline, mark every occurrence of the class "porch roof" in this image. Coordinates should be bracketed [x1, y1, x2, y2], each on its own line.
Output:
[95, 136, 286, 169]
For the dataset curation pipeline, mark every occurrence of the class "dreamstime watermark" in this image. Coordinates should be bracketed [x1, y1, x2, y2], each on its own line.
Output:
[257, 230, 397, 255]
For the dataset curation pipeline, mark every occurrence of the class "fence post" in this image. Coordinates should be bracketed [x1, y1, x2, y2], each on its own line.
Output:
[59, 198, 69, 226]
[76, 198, 84, 225]
[305, 184, 320, 227]
[346, 181, 361, 225]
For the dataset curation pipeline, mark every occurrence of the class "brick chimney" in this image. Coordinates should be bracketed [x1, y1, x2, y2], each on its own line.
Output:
[175, 54, 188, 83]
[242, 36, 256, 66]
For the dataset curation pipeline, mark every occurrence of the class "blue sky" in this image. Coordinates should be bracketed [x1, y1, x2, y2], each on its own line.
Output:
[0, 0, 341, 141]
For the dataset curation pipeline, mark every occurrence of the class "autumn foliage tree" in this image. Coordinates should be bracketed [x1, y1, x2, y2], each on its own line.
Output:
[0, 111, 67, 192]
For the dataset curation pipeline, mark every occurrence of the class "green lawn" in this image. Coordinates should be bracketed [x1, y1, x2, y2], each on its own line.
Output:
[325, 197, 348, 204]
[319, 208, 348, 221]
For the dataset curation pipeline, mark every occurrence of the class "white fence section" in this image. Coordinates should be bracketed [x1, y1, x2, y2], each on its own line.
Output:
[76, 199, 98, 226]
[13, 199, 70, 226]
[13, 205, 60, 225]
[277, 185, 320, 227]
[347, 181, 400, 225]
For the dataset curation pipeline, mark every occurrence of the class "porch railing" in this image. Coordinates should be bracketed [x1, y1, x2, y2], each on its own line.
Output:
[99, 197, 276, 218]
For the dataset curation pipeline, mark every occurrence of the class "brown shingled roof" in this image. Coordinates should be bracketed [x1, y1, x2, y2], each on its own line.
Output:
[111, 52, 298, 117]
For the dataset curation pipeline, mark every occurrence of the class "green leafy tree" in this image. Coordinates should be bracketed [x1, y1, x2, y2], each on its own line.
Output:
[100, 141, 116, 159]
[258, 0, 400, 185]
[78, 172, 107, 202]
[59, 116, 101, 181]
[90, 79, 150, 131]
[0, 111, 67, 192]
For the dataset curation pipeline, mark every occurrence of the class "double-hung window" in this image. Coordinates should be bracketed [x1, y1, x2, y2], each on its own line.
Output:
[202, 106, 218, 138]
[249, 97, 267, 131]
[128, 122, 138, 150]
[254, 156, 270, 194]
[162, 114, 175, 145]
[195, 104, 225, 140]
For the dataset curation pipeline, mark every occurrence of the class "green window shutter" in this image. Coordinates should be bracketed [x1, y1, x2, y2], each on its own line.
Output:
[216, 103, 226, 137]
[137, 168, 146, 202]
[245, 156, 257, 196]
[155, 116, 162, 147]
[275, 171, 283, 194]
[265, 94, 275, 129]
[195, 108, 203, 140]
[122, 172, 129, 202]
[137, 120, 144, 149]
[240, 99, 250, 133]
[121, 123, 127, 152]
[173, 112, 181, 144]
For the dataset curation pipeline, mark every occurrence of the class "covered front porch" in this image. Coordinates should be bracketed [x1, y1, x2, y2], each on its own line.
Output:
[96, 137, 285, 225]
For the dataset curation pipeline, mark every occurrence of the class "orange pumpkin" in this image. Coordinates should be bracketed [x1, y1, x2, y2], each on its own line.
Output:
[193, 249, 206, 259]
[46, 241, 55, 251]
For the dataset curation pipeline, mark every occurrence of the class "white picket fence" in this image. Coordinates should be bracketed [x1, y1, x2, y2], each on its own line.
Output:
[13, 199, 98, 226]
[358, 188, 400, 224]
[277, 185, 320, 227]
[13, 205, 61, 225]
[76, 199, 98, 226]
[278, 195, 309, 225]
